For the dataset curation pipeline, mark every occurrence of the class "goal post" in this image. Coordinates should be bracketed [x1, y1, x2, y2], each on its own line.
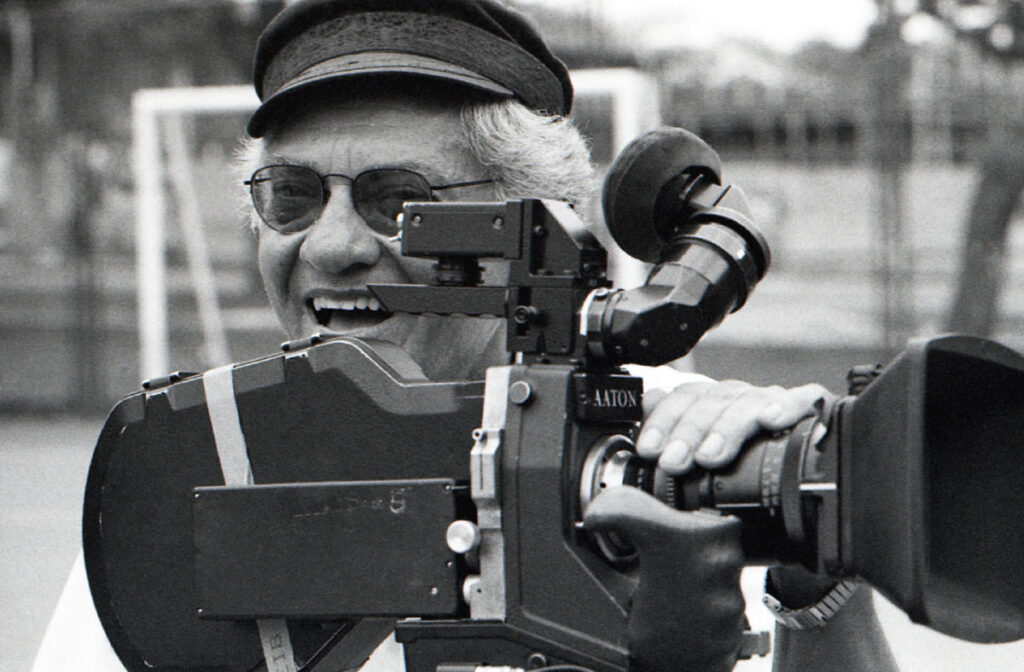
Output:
[131, 71, 660, 380]
[133, 85, 258, 381]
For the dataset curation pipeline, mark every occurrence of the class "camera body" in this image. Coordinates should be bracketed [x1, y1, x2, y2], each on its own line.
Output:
[83, 129, 1024, 672]
[84, 186, 767, 671]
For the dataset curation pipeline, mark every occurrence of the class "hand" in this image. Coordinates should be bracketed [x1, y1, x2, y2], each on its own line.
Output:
[636, 380, 830, 475]
[584, 486, 745, 672]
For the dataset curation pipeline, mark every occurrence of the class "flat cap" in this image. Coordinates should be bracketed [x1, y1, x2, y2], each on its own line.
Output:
[248, 0, 573, 137]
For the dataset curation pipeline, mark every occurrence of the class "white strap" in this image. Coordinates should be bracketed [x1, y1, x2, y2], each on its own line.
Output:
[258, 620, 299, 672]
[204, 364, 253, 486]
[203, 365, 296, 672]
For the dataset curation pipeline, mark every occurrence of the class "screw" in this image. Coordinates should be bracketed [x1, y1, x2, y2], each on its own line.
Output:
[513, 305, 539, 325]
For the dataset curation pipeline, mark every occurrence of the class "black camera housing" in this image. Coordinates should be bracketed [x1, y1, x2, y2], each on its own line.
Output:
[82, 129, 1024, 672]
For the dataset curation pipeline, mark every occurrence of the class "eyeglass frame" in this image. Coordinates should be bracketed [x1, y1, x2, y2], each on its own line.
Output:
[244, 163, 495, 237]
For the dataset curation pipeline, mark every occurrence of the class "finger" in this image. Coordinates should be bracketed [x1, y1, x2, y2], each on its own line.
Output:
[641, 386, 670, 417]
[756, 383, 830, 429]
[697, 383, 830, 470]
[657, 435, 697, 475]
[657, 381, 753, 474]
[691, 387, 784, 470]
[635, 383, 710, 461]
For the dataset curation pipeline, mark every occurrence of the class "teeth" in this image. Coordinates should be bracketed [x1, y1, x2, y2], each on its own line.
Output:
[311, 295, 385, 312]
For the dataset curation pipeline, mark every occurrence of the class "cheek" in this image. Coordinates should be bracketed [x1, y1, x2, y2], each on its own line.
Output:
[395, 253, 437, 284]
[256, 230, 297, 300]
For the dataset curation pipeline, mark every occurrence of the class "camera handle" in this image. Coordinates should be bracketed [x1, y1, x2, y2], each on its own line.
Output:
[585, 487, 770, 672]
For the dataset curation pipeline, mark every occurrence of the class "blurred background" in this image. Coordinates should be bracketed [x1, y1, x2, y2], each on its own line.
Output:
[2, 0, 1024, 670]
[3, 0, 1024, 412]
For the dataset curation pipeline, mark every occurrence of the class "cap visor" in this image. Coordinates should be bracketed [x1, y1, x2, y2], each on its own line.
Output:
[247, 51, 514, 137]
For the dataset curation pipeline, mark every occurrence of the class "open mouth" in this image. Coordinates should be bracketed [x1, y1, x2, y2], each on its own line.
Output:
[309, 294, 391, 330]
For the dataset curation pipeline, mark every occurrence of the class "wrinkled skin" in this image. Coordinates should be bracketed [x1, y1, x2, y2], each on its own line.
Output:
[256, 88, 506, 382]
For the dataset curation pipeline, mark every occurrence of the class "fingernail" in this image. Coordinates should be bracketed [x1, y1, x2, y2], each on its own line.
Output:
[661, 439, 692, 472]
[697, 433, 725, 461]
[636, 428, 662, 454]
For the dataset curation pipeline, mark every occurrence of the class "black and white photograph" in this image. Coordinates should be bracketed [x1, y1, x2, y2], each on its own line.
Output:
[3, 1, 1024, 671]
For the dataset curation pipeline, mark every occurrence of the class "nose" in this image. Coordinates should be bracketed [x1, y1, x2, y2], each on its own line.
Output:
[298, 182, 383, 274]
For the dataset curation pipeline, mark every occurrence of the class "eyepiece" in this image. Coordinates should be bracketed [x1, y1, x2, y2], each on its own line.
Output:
[589, 128, 770, 366]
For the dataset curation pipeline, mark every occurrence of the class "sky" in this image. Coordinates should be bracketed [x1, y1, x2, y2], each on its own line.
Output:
[520, 0, 880, 52]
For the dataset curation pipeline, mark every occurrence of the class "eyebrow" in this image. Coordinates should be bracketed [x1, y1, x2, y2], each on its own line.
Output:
[262, 149, 466, 179]
[260, 154, 319, 172]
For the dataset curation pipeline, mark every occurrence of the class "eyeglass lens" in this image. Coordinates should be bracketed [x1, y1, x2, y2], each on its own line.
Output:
[249, 165, 436, 236]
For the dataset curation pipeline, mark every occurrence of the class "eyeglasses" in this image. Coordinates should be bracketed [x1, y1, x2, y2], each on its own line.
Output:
[245, 164, 493, 236]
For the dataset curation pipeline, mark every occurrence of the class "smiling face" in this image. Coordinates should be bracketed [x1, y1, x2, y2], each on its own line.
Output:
[254, 86, 507, 380]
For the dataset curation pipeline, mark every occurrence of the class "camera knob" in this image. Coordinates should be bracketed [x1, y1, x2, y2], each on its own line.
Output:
[446, 520, 481, 554]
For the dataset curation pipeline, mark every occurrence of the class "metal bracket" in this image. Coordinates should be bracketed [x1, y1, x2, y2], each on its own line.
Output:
[465, 367, 512, 620]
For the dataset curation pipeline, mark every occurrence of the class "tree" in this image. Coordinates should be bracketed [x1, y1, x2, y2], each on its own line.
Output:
[0, 0, 285, 411]
[918, 1, 1024, 336]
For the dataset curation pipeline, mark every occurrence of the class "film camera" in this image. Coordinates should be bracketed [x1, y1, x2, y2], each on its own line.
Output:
[83, 128, 1024, 672]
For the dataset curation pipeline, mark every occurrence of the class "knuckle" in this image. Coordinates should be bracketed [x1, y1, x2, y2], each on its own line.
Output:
[668, 381, 708, 397]
[677, 402, 719, 428]
[736, 384, 783, 401]
[793, 382, 828, 399]
[719, 379, 754, 395]
[669, 421, 705, 444]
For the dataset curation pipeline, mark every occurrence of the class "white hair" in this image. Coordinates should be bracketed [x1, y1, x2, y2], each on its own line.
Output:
[236, 97, 596, 228]
[459, 98, 596, 204]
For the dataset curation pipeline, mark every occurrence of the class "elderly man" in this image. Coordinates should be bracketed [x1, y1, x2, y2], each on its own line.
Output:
[34, 1, 897, 671]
